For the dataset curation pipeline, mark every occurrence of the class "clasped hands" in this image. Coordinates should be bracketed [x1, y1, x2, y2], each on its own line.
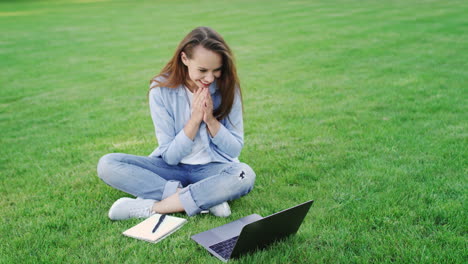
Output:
[191, 87, 216, 125]
[184, 87, 220, 139]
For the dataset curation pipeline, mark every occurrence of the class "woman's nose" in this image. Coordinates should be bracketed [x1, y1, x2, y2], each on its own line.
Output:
[205, 73, 214, 83]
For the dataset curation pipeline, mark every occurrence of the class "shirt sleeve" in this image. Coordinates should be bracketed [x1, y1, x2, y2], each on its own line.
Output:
[210, 91, 244, 158]
[149, 87, 194, 165]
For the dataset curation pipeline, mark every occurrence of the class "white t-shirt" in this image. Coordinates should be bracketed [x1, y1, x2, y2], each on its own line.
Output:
[180, 87, 212, 165]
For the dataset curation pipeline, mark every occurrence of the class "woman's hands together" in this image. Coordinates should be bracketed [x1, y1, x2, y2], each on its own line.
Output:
[189, 87, 220, 137]
[191, 87, 215, 123]
[202, 88, 215, 124]
[191, 87, 206, 124]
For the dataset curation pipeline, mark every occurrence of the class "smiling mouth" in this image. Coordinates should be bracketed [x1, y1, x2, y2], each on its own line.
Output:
[199, 81, 210, 87]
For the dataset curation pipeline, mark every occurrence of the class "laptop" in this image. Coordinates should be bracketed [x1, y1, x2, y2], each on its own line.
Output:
[191, 200, 313, 262]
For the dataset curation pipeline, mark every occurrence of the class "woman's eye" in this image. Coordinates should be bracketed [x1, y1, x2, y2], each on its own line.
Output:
[199, 69, 207, 73]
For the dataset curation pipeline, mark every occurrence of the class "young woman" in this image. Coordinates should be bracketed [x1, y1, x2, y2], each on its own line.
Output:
[97, 27, 256, 220]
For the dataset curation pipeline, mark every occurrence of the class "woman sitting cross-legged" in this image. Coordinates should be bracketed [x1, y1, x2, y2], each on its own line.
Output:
[97, 26, 256, 220]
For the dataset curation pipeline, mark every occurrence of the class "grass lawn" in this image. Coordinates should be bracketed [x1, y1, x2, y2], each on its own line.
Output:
[1, 0, 467, 263]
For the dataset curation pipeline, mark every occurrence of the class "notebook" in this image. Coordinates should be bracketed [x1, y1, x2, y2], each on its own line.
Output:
[123, 214, 187, 243]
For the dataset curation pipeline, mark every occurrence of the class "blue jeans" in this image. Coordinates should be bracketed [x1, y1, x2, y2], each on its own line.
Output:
[97, 153, 256, 216]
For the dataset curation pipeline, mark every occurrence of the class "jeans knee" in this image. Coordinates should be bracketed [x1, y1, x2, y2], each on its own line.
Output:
[228, 163, 256, 195]
[97, 153, 119, 182]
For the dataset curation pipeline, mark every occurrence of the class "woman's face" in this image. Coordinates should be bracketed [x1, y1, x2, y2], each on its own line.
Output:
[181, 45, 222, 91]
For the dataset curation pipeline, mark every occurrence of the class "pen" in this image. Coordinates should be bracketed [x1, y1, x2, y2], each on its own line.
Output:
[152, 214, 166, 233]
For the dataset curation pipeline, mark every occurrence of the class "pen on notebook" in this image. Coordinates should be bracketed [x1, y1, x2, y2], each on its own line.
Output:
[152, 214, 166, 233]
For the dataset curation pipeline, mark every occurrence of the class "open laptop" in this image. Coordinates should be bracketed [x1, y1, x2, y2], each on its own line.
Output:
[191, 200, 313, 262]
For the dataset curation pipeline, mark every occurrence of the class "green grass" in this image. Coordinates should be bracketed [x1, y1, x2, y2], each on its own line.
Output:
[1, 0, 467, 263]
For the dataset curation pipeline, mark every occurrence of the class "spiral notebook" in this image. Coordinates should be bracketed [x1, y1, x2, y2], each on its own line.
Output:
[123, 214, 187, 243]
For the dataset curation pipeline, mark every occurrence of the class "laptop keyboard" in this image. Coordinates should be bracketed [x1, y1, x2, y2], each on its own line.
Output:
[209, 236, 239, 259]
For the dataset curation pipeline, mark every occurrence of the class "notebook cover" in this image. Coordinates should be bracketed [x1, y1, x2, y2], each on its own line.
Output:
[122, 214, 187, 243]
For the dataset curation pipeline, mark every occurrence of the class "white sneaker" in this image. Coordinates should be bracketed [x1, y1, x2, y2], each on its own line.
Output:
[209, 202, 231, 217]
[108, 197, 157, 220]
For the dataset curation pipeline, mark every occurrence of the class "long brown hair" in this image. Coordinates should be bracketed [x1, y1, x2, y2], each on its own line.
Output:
[150, 26, 242, 121]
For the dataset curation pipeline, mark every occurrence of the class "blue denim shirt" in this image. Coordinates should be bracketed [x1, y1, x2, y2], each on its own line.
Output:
[148, 80, 243, 165]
